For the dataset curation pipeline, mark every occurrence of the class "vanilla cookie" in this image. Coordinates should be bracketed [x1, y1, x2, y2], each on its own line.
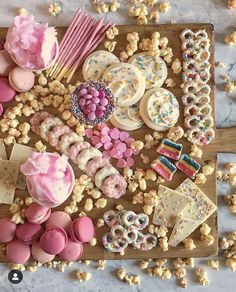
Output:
[102, 62, 146, 107]
[128, 52, 167, 89]
[94, 166, 118, 189]
[110, 103, 144, 131]
[82, 50, 120, 82]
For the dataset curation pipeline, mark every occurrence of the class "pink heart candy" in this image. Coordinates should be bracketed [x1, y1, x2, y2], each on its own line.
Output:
[119, 131, 129, 141]
[117, 159, 127, 168]
[104, 142, 113, 150]
[126, 157, 134, 167]
[85, 128, 93, 138]
[101, 135, 111, 144]
[91, 135, 101, 145]
[116, 142, 127, 153]
[103, 151, 111, 159]
[95, 143, 103, 149]
[124, 148, 133, 157]
[110, 147, 120, 158]
[109, 128, 120, 140]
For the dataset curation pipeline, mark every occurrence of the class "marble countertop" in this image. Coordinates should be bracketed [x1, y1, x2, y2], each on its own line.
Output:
[0, 1, 236, 291]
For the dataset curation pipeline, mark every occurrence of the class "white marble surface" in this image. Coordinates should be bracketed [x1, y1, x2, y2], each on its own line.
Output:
[0, 1, 236, 291]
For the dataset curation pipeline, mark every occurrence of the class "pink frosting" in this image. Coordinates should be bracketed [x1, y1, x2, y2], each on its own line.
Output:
[5, 15, 57, 70]
[21, 152, 75, 208]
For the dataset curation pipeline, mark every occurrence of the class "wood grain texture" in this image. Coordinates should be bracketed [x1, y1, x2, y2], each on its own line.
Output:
[0, 23, 234, 261]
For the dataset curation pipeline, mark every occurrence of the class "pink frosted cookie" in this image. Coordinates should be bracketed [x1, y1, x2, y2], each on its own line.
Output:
[30, 111, 52, 135]
[68, 141, 90, 164]
[102, 173, 127, 199]
[40, 116, 63, 141]
[59, 132, 83, 156]
[48, 125, 72, 149]
[86, 156, 110, 178]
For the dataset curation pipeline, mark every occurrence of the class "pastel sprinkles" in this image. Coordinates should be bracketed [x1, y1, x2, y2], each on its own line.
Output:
[157, 138, 183, 160]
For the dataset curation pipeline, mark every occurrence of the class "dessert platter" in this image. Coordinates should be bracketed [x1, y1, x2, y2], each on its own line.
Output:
[0, 9, 236, 266]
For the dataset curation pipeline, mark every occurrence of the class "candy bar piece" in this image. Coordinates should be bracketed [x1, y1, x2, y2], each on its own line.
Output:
[151, 156, 177, 181]
[168, 178, 217, 246]
[0, 160, 20, 204]
[153, 185, 192, 228]
[157, 138, 183, 160]
[168, 216, 200, 247]
[9, 143, 35, 190]
[0, 139, 7, 159]
[176, 154, 201, 178]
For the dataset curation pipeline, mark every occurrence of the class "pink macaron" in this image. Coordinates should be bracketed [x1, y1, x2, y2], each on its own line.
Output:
[9, 66, 35, 92]
[40, 227, 68, 255]
[58, 238, 83, 261]
[6, 240, 31, 264]
[26, 203, 51, 224]
[69, 216, 94, 243]
[0, 77, 16, 102]
[31, 241, 55, 264]
[16, 222, 43, 245]
[45, 211, 72, 233]
[0, 218, 17, 243]
[0, 50, 16, 77]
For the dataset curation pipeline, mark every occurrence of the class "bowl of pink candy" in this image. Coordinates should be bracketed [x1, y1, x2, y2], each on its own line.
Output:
[70, 81, 116, 125]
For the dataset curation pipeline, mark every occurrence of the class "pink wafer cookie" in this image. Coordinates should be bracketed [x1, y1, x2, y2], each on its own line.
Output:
[86, 157, 110, 178]
[102, 173, 127, 199]
[48, 125, 72, 149]
[69, 141, 90, 164]
[30, 112, 52, 135]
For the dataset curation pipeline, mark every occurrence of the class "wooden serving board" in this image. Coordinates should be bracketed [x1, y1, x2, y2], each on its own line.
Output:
[0, 24, 236, 261]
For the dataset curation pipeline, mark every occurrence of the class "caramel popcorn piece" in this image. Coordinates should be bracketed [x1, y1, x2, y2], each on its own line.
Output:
[208, 259, 219, 271]
[225, 31, 236, 46]
[106, 27, 119, 40]
[159, 2, 171, 13]
[165, 78, 176, 88]
[228, 0, 236, 9]
[172, 58, 182, 74]
[200, 223, 211, 236]
[200, 234, 215, 246]
[167, 126, 184, 142]
[194, 173, 207, 184]
[183, 238, 196, 250]
[195, 268, 209, 286]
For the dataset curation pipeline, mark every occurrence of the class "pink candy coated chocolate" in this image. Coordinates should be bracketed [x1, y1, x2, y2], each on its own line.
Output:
[0, 218, 17, 243]
[7, 240, 31, 264]
[69, 216, 94, 243]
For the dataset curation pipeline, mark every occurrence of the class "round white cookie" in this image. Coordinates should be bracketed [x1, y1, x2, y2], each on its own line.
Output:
[110, 103, 144, 131]
[139, 87, 179, 131]
[59, 132, 83, 156]
[95, 166, 118, 189]
[82, 50, 120, 82]
[102, 63, 146, 107]
[128, 52, 167, 89]
[77, 147, 102, 172]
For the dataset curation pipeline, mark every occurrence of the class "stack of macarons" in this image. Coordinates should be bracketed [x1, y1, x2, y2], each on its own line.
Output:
[0, 203, 94, 264]
[0, 38, 36, 117]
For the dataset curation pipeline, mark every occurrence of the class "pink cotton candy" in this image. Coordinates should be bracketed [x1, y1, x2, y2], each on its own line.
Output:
[117, 159, 127, 168]
[119, 131, 129, 141]
[126, 157, 134, 167]
[109, 128, 120, 139]
[85, 128, 93, 138]
[116, 142, 127, 153]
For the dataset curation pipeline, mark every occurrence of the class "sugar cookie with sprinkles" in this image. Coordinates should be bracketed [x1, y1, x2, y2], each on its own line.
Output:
[70, 81, 116, 126]
[82, 50, 120, 82]
[102, 62, 146, 107]
[128, 52, 167, 89]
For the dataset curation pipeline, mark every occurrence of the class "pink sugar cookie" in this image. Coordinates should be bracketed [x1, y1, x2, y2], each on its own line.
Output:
[68, 141, 90, 164]
[119, 131, 129, 141]
[102, 173, 127, 199]
[48, 125, 71, 148]
[109, 128, 120, 139]
[86, 156, 110, 177]
[126, 157, 134, 167]
[117, 159, 127, 168]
